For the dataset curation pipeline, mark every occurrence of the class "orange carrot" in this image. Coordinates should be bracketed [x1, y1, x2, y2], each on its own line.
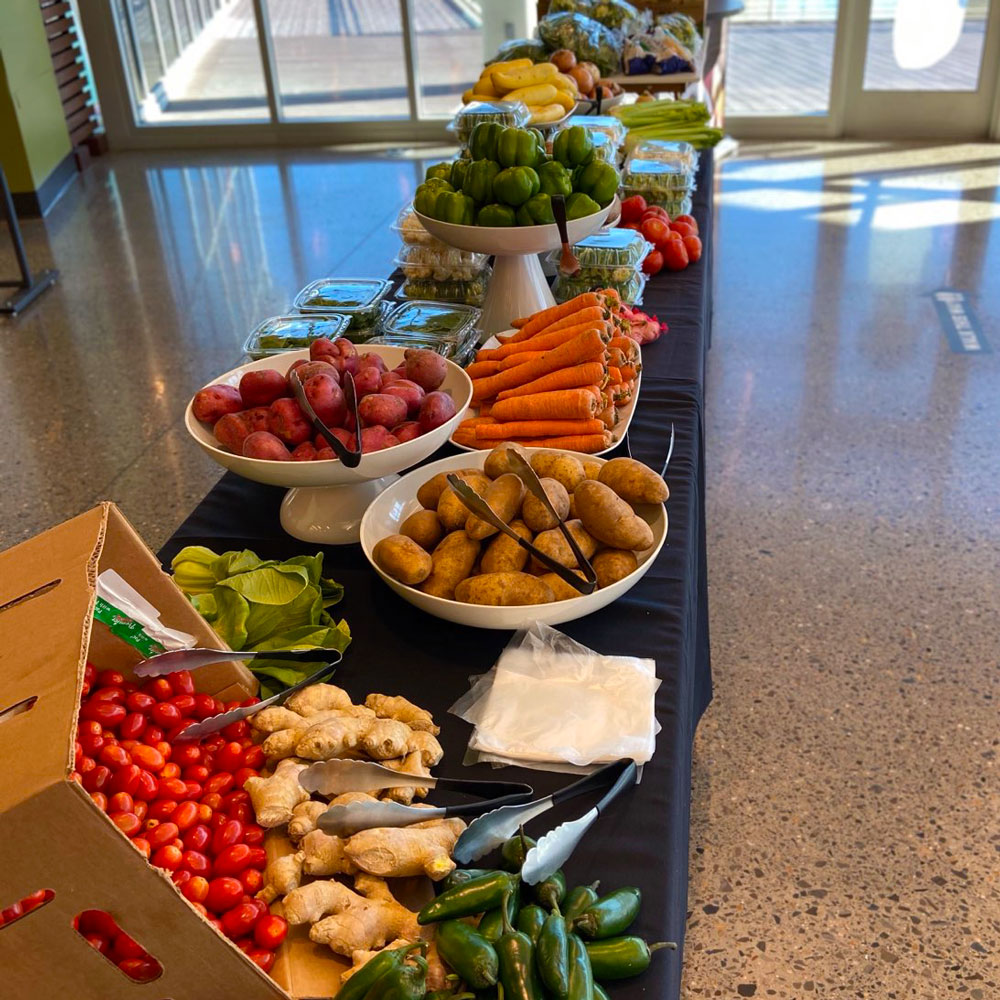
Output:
[453, 426, 491, 448]
[471, 328, 608, 402]
[533, 304, 608, 340]
[466, 360, 501, 379]
[495, 361, 607, 400]
[498, 350, 547, 372]
[607, 365, 622, 385]
[476, 419, 605, 441]
[499, 433, 611, 453]
[618, 364, 637, 382]
[505, 292, 603, 344]
[479, 401, 492, 417]
[597, 403, 617, 430]
[458, 415, 497, 427]
[490, 321, 609, 361]
[491, 388, 600, 423]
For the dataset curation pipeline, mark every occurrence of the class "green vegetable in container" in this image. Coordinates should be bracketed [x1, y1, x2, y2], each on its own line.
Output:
[477, 203, 517, 227]
[433, 190, 476, 225]
[537, 160, 573, 198]
[583, 935, 677, 980]
[554, 125, 594, 168]
[516, 193, 555, 226]
[171, 546, 350, 697]
[464, 159, 502, 205]
[494, 166, 540, 207]
[565, 191, 601, 220]
[573, 160, 619, 207]
[497, 127, 543, 168]
[470, 121, 505, 162]
[426, 162, 454, 182]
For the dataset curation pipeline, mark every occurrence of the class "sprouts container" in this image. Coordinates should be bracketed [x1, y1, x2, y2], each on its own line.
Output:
[563, 114, 627, 148]
[450, 100, 530, 145]
[372, 300, 482, 362]
[552, 269, 646, 306]
[545, 227, 652, 274]
[397, 267, 492, 307]
[293, 277, 392, 333]
[628, 139, 698, 170]
[243, 313, 351, 359]
[621, 158, 695, 208]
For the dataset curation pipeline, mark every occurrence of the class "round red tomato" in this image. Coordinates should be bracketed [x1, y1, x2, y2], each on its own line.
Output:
[254, 914, 289, 950]
[641, 206, 670, 222]
[673, 213, 698, 234]
[619, 194, 647, 223]
[642, 250, 664, 276]
[683, 234, 703, 263]
[619, 222, 640, 231]
[662, 235, 690, 271]
[670, 221, 696, 239]
[640, 218, 670, 247]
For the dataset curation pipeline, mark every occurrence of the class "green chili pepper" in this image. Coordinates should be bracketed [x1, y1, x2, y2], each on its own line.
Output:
[365, 954, 428, 1000]
[496, 891, 544, 1000]
[536, 910, 570, 999]
[584, 936, 676, 981]
[562, 884, 600, 924]
[426, 162, 454, 182]
[564, 191, 602, 221]
[565, 935, 593, 1000]
[515, 904, 546, 945]
[333, 942, 425, 1000]
[437, 920, 499, 989]
[442, 868, 498, 893]
[500, 831, 536, 872]
[419, 872, 519, 925]
[573, 888, 641, 939]
[477, 203, 517, 227]
[532, 870, 566, 911]
[478, 907, 505, 944]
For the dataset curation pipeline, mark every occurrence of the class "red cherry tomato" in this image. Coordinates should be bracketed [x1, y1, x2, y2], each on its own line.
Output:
[160, 763, 181, 781]
[99, 744, 131, 768]
[234, 768, 259, 790]
[173, 744, 202, 767]
[673, 212, 698, 234]
[80, 701, 126, 727]
[193, 693, 219, 719]
[242, 823, 265, 846]
[682, 234, 702, 263]
[182, 849, 212, 876]
[215, 742, 244, 772]
[662, 233, 690, 271]
[76, 909, 119, 938]
[89, 791, 108, 811]
[147, 822, 180, 849]
[152, 844, 183, 871]
[108, 792, 134, 813]
[619, 194, 647, 224]
[205, 877, 244, 914]
[212, 818, 244, 855]
[169, 669, 196, 696]
[119, 712, 146, 740]
[134, 768, 160, 802]
[144, 726, 165, 744]
[642, 249, 664, 276]
[245, 897, 269, 920]
[172, 800, 199, 831]
[83, 933, 110, 954]
[150, 702, 181, 729]
[253, 914, 288, 950]
[184, 764, 211, 783]
[227, 801, 253, 824]
[641, 205, 670, 222]
[222, 902, 260, 940]
[182, 875, 210, 904]
[204, 772, 235, 797]
[118, 957, 161, 983]
[148, 799, 178, 821]
[220, 719, 250, 742]
[132, 837, 151, 858]
[111, 811, 142, 837]
[214, 844, 254, 876]
[170, 693, 197, 716]
[183, 822, 212, 852]
[242, 745, 265, 770]
[144, 678, 174, 702]
[96, 670, 125, 687]
[184, 781, 204, 800]
[125, 691, 157, 714]
[240, 868, 264, 894]
[82, 765, 112, 794]
[157, 777, 189, 801]
[111, 930, 146, 962]
[131, 745, 165, 772]
[171, 869, 192, 888]
[90, 686, 126, 704]
[201, 792, 223, 812]
[248, 947, 276, 972]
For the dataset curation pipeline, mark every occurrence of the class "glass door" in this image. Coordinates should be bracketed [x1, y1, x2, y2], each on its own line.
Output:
[841, 0, 1000, 137]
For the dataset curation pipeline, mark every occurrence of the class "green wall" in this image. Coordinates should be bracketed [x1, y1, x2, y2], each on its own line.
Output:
[0, 0, 71, 194]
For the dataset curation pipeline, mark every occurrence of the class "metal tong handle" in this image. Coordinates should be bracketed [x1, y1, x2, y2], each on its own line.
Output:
[447, 475, 597, 595]
[506, 451, 597, 591]
[134, 647, 334, 677]
[174, 654, 342, 741]
[289, 368, 362, 468]
[551, 757, 634, 808]
[589, 758, 637, 817]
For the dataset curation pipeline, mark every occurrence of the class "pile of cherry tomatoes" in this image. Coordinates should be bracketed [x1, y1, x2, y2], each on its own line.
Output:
[618, 194, 702, 277]
[71, 663, 288, 979]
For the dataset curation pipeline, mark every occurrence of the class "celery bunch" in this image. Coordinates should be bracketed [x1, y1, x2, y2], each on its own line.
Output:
[614, 100, 723, 150]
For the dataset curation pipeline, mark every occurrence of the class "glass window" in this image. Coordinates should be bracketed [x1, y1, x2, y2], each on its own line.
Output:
[413, 0, 486, 118]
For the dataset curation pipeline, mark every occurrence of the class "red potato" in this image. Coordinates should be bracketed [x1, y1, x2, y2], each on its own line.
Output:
[315, 427, 354, 450]
[382, 379, 425, 416]
[213, 413, 251, 453]
[380, 371, 403, 388]
[291, 442, 317, 461]
[289, 360, 339, 384]
[359, 426, 400, 453]
[392, 420, 421, 443]
[245, 407, 271, 432]
[316, 447, 336, 460]
[309, 338, 340, 361]
[359, 393, 407, 429]
[239, 369, 288, 407]
[287, 359, 309, 374]
[330, 353, 359, 377]
[304, 374, 346, 427]
[192, 385, 243, 424]
[358, 353, 387, 373]
[353, 366, 383, 398]
[393, 363, 407, 375]
[242, 431, 291, 460]
[268, 398, 312, 446]
[418, 391, 457, 433]
[404, 349, 447, 392]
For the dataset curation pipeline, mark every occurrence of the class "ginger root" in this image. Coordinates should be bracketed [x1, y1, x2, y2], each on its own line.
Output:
[286, 682, 353, 716]
[345, 817, 465, 881]
[306, 876, 422, 955]
[288, 801, 329, 841]
[295, 711, 409, 761]
[250, 706, 307, 735]
[361, 719, 412, 760]
[366, 694, 439, 734]
[407, 730, 444, 768]
[380, 751, 432, 805]
[283, 878, 355, 926]
[301, 829, 357, 877]
[258, 851, 304, 904]
[245, 757, 310, 828]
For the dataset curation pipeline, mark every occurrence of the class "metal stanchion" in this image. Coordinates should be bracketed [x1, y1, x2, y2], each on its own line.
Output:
[0, 165, 58, 316]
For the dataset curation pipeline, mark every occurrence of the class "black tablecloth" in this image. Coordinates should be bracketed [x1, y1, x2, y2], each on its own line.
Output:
[159, 152, 715, 1000]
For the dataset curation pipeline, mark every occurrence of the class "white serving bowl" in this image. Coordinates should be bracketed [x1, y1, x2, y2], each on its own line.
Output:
[185, 347, 473, 543]
[360, 449, 667, 629]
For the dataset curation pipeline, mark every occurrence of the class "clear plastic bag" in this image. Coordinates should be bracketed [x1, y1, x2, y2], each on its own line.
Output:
[537, 12, 623, 78]
[489, 38, 550, 64]
[449, 622, 660, 771]
[623, 25, 695, 75]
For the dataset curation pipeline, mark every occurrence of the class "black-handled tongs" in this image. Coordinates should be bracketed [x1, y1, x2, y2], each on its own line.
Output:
[288, 367, 363, 468]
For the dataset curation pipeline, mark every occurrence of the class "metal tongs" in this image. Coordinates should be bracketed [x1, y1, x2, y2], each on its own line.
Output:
[453, 758, 634, 865]
[289, 367, 362, 468]
[299, 759, 534, 836]
[447, 454, 597, 596]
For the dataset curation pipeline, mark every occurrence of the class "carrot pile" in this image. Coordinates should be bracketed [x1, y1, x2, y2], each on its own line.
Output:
[454, 290, 642, 454]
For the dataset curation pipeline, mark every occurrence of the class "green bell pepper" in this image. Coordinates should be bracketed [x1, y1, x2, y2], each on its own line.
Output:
[516, 193, 554, 226]
[477, 203, 517, 227]
[463, 159, 501, 205]
[573, 160, 619, 207]
[469, 121, 504, 162]
[494, 166, 540, 207]
[537, 160, 573, 198]
[553, 125, 594, 168]
[449, 158, 471, 192]
[497, 127, 542, 168]
[565, 191, 601, 220]
[433, 190, 476, 225]
[425, 161, 454, 182]
[414, 180, 451, 217]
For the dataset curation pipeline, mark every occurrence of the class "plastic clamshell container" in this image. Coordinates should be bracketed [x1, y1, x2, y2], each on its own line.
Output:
[564, 113, 627, 147]
[622, 156, 695, 194]
[628, 138, 699, 170]
[588, 132, 618, 164]
[548, 227, 653, 268]
[395, 244, 489, 282]
[397, 267, 492, 307]
[293, 277, 391, 330]
[367, 329, 480, 365]
[393, 205, 448, 248]
[243, 313, 351, 359]
[381, 299, 481, 344]
[552, 270, 646, 306]
[450, 100, 530, 143]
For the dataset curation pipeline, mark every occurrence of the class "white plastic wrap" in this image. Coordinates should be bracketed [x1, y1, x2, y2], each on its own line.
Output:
[449, 622, 660, 771]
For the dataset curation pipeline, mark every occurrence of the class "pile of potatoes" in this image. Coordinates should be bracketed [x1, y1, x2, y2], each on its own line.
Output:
[371, 443, 669, 606]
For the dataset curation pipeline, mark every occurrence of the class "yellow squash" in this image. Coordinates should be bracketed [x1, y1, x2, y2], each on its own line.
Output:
[499, 83, 558, 107]
[528, 103, 568, 124]
[492, 62, 559, 93]
[554, 73, 580, 94]
[550, 89, 576, 111]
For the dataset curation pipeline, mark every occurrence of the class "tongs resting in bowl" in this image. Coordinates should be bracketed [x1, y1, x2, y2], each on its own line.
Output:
[288, 367, 363, 468]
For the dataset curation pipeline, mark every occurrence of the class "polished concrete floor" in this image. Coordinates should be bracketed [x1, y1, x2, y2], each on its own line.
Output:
[3, 140, 999, 996]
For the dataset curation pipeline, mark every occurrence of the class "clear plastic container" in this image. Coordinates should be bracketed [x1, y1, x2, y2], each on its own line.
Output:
[546, 227, 652, 274]
[552, 270, 646, 307]
[588, 132, 618, 164]
[293, 277, 392, 331]
[563, 114, 627, 148]
[393, 205, 446, 248]
[395, 244, 489, 282]
[398, 267, 491, 307]
[243, 313, 351, 359]
[450, 100, 530, 145]
[381, 299, 481, 345]
[628, 139, 698, 170]
[622, 157, 695, 196]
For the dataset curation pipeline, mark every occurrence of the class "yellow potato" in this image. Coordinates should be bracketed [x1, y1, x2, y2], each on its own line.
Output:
[568, 493, 578, 519]
[521, 477, 570, 533]
[417, 468, 484, 509]
[455, 572, 555, 606]
[473, 76, 499, 97]
[465, 473, 526, 541]
[481, 519, 532, 574]
[530, 451, 585, 492]
[437, 472, 491, 530]
[484, 442, 528, 480]
[484, 58, 534, 76]
[592, 549, 639, 589]
[583, 460, 602, 481]
[419, 531, 480, 600]
[400, 509, 444, 551]
[574, 481, 654, 550]
[538, 571, 588, 602]
[598, 458, 669, 505]
[554, 72, 580, 94]
[373, 535, 433, 586]
[530, 519, 598, 572]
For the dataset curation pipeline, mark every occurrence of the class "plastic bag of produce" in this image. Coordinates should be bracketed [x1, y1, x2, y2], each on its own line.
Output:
[590, 0, 642, 31]
[537, 12, 623, 77]
[656, 12, 701, 56]
[623, 25, 694, 75]
[488, 37, 550, 64]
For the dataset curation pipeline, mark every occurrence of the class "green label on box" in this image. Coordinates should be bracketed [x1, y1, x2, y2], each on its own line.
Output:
[93, 597, 166, 657]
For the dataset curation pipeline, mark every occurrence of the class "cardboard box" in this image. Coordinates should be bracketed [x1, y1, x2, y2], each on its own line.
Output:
[0, 504, 341, 999]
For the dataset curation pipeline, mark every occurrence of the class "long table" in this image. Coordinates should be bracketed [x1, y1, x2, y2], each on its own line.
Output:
[159, 152, 714, 1000]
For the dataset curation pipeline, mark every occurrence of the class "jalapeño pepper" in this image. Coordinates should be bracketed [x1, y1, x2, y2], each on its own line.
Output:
[565, 935, 593, 1000]
[442, 868, 498, 893]
[333, 942, 425, 1000]
[573, 887, 641, 939]
[496, 891, 544, 1000]
[477, 907, 505, 944]
[533, 869, 566, 911]
[419, 872, 518, 924]
[536, 910, 570, 999]
[561, 884, 600, 925]
[365, 954, 428, 1000]
[584, 936, 677, 981]
[500, 831, 536, 872]
[515, 904, 547, 945]
[436, 919, 499, 989]
[469, 121, 504, 161]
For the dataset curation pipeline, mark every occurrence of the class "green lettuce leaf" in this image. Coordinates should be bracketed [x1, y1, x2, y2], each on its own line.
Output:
[190, 592, 218, 621]
[210, 586, 250, 649]
[171, 546, 219, 570]
[212, 549, 268, 580]
[243, 585, 323, 647]
[218, 565, 310, 606]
